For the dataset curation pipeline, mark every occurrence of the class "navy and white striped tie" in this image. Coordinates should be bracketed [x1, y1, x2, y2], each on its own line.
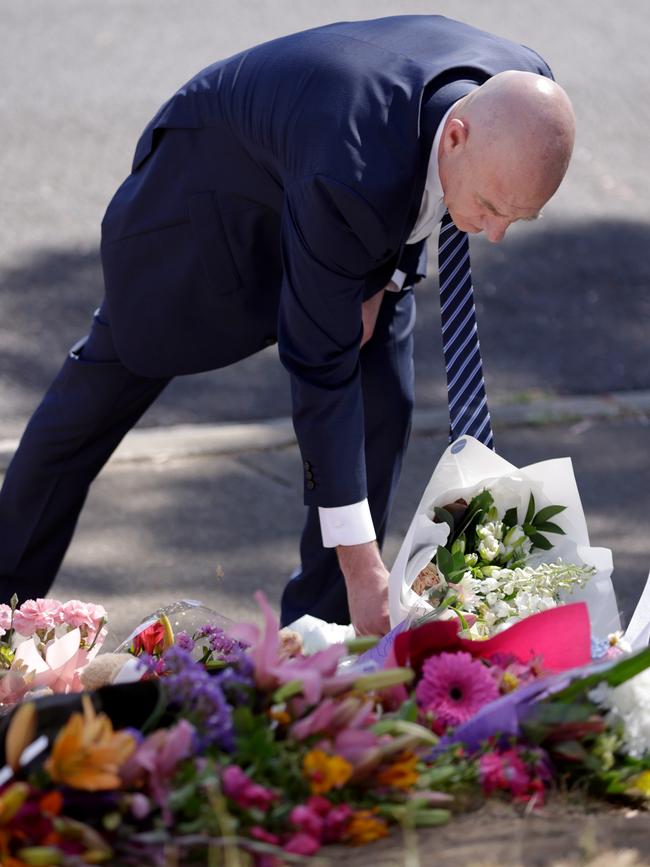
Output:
[437, 211, 495, 449]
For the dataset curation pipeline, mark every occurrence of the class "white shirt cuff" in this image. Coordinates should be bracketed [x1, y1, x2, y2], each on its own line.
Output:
[386, 269, 407, 292]
[318, 499, 376, 548]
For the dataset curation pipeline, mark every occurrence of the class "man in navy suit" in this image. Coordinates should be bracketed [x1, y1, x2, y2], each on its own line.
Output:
[0, 16, 575, 635]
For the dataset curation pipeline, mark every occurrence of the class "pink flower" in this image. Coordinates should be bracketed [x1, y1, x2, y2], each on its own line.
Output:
[227, 592, 350, 704]
[291, 696, 375, 741]
[416, 652, 499, 730]
[13, 599, 64, 635]
[283, 832, 321, 856]
[323, 804, 353, 843]
[221, 765, 277, 811]
[479, 746, 549, 804]
[61, 600, 106, 632]
[289, 804, 324, 839]
[0, 604, 12, 632]
[121, 719, 195, 811]
[249, 826, 280, 845]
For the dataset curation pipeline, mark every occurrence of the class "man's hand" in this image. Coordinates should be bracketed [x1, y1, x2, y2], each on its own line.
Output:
[337, 540, 390, 636]
[360, 289, 385, 347]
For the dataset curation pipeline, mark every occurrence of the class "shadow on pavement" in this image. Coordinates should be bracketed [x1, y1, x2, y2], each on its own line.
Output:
[1, 218, 649, 439]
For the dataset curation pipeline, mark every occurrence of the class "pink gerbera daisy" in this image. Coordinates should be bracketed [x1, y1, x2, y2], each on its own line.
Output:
[415, 651, 499, 729]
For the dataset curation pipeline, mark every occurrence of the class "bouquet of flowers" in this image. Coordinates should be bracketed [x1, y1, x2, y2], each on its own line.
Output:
[0, 596, 107, 706]
[408, 487, 596, 639]
[388, 436, 619, 641]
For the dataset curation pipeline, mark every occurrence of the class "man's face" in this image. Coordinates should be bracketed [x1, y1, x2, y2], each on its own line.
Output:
[439, 119, 546, 243]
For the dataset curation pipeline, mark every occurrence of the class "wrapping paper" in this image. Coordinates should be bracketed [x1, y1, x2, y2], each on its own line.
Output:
[388, 436, 620, 637]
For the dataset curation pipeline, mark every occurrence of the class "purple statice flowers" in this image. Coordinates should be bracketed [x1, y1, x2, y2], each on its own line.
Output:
[161, 646, 251, 752]
[194, 623, 249, 661]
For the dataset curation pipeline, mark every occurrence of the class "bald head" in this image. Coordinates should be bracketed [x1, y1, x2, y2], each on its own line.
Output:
[438, 71, 576, 241]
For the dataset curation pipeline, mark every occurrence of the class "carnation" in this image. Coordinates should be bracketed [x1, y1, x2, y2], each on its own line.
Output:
[61, 600, 107, 631]
[0, 604, 12, 632]
[589, 667, 650, 758]
[13, 599, 64, 635]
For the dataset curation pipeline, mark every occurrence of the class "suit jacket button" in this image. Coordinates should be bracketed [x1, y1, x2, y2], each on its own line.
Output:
[263, 336, 276, 348]
[303, 460, 311, 470]
[306, 480, 315, 490]
[305, 470, 314, 481]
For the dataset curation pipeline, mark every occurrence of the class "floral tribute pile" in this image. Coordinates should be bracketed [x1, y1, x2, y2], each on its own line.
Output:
[0, 584, 649, 866]
[0, 439, 646, 865]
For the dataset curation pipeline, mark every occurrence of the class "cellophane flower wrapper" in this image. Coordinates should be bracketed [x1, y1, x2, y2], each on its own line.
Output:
[387, 435, 620, 639]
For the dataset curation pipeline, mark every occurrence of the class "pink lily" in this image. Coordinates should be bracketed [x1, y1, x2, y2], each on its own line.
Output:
[121, 719, 195, 812]
[228, 592, 351, 704]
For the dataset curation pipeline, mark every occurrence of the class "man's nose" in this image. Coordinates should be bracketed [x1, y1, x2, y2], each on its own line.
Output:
[483, 217, 508, 243]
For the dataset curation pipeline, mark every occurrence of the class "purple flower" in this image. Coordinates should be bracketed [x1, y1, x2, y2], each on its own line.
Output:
[195, 624, 248, 661]
[162, 646, 234, 751]
[175, 631, 195, 652]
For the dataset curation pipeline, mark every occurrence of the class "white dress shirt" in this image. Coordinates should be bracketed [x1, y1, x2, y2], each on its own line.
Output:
[318, 103, 457, 548]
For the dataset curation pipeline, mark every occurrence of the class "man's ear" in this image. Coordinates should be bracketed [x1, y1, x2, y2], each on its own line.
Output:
[441, 118, 469, 155]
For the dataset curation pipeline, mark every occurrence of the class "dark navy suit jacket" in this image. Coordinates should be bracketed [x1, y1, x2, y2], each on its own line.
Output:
[100, 15, 552, 509]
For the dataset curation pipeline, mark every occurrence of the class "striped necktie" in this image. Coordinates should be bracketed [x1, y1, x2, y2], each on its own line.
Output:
[437, 211, 495, 449]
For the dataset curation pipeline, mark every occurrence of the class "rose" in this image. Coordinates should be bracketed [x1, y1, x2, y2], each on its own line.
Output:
[13, 599, 64, 636]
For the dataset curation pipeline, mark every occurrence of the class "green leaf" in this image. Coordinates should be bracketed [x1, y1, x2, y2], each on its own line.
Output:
[534, 521, 566, 535]
[435, 545, 454, 579]
[371, 719, 439, 745]
[397, 698, 419, 722]
[503, 507, 519, 528]
[346, 635, 379, 654]
[530, 533, 553, 551]
[533, 504, 567, 523]
[524, 492, 536, 525]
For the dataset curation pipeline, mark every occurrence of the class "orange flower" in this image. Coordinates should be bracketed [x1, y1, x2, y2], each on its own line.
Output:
[45, 695, 136, 790]
[345, 809, 390, 845]
[375, 751, 419, 791]
[302, 749, 353, 795]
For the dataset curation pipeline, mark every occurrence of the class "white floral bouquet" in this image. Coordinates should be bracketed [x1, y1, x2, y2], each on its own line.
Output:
[388, 436, 620, 641]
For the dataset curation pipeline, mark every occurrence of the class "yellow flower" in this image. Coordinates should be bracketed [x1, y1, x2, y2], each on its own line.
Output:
[375, 751, 419, 791]
[45, 695, 136, 790]
[500, 671, 519, 693]
[302, 749, 353, 795]
[627, 770, 650, 799]
[346, 809, 390, 845]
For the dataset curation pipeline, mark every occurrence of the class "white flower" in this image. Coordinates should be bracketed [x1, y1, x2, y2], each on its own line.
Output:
[492, 599, 514, 620]
[477, 521, 504, 542]
[478, 536, 501, 563]
[589, 667, 650, 759]
[454, 573, 480, 611]
[607, 631, 632, 653]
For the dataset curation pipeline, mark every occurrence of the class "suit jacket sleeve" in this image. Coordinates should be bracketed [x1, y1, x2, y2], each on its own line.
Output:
[278, 173, 390, 507]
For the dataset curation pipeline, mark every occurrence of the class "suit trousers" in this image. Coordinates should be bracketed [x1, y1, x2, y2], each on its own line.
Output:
[0, 289, 415, 620]
[0, 305, 170, 600]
